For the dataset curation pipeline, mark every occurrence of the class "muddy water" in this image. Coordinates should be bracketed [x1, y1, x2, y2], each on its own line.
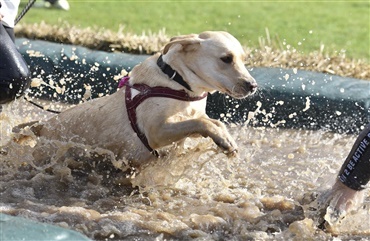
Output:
[0, 99, 369, 241]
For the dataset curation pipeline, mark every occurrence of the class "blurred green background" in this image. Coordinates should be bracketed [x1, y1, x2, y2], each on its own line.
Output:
[20, 0, 369, 60]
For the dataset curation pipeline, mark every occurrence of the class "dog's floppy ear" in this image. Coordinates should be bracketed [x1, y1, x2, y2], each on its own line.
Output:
[163, 34, 202, 54]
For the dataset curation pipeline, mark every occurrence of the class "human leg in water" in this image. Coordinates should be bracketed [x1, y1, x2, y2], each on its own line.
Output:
[318, 123, 370, 226]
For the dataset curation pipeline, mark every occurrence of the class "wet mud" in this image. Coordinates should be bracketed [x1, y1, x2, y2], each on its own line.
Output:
[1, 99, 369, 240]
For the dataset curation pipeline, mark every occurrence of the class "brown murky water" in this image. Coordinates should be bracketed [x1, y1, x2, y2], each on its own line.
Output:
[1, 99, 369, 240]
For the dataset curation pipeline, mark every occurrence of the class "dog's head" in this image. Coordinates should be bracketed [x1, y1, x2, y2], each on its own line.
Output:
[162, 31, 257, 99]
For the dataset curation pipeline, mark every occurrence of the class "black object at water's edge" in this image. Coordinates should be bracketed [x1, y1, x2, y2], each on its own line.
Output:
[0, 27, 30, 104]
[16, 38, 370, 134]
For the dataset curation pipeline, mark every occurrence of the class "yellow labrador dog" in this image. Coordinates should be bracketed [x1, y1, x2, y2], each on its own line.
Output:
[20, 31, 257, 169]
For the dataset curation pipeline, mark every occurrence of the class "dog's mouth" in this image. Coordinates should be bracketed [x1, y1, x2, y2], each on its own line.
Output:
[226, 82, 258, 99]
[196, 71, 258, 99]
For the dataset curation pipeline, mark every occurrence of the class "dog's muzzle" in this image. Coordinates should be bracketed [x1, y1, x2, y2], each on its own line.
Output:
[230, 79, 257, 99]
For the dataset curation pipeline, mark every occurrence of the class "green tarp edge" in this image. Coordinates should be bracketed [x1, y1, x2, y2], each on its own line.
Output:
[0, 213, 92, 241]
[15, 38, 370, 134]
[208, 67, 370, 134]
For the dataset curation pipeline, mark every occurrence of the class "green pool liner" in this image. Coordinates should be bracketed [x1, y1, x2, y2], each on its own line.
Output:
[0, 213, 91, 241]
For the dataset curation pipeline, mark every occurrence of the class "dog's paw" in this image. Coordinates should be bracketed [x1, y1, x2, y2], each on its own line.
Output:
[202, 118, 238, 156]
[225, 148, 238, 157]
[212, 134, 238, 156]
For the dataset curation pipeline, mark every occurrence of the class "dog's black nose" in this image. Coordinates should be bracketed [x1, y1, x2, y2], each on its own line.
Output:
[246, 81, 258, 93]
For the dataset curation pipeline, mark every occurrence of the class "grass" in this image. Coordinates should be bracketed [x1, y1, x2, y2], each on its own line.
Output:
[19, 0, 369, 61]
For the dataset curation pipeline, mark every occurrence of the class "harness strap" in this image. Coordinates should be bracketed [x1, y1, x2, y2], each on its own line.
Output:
[120, 77, 207, 156]
[125, 83, 157, 156]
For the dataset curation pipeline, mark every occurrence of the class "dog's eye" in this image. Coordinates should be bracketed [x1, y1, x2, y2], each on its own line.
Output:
[220, 55, 233, 64]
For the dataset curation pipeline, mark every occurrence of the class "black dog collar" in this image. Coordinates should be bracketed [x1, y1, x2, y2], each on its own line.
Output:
[157, 54, 192, 91]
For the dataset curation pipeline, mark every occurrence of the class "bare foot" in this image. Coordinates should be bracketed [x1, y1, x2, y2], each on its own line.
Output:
[318, 180, 366, 226]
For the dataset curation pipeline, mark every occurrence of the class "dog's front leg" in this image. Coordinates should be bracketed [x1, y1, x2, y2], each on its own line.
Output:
[149, 117, 238, 155]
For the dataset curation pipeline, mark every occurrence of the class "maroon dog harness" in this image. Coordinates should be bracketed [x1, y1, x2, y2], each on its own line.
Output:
[118, 57, 208, 155]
